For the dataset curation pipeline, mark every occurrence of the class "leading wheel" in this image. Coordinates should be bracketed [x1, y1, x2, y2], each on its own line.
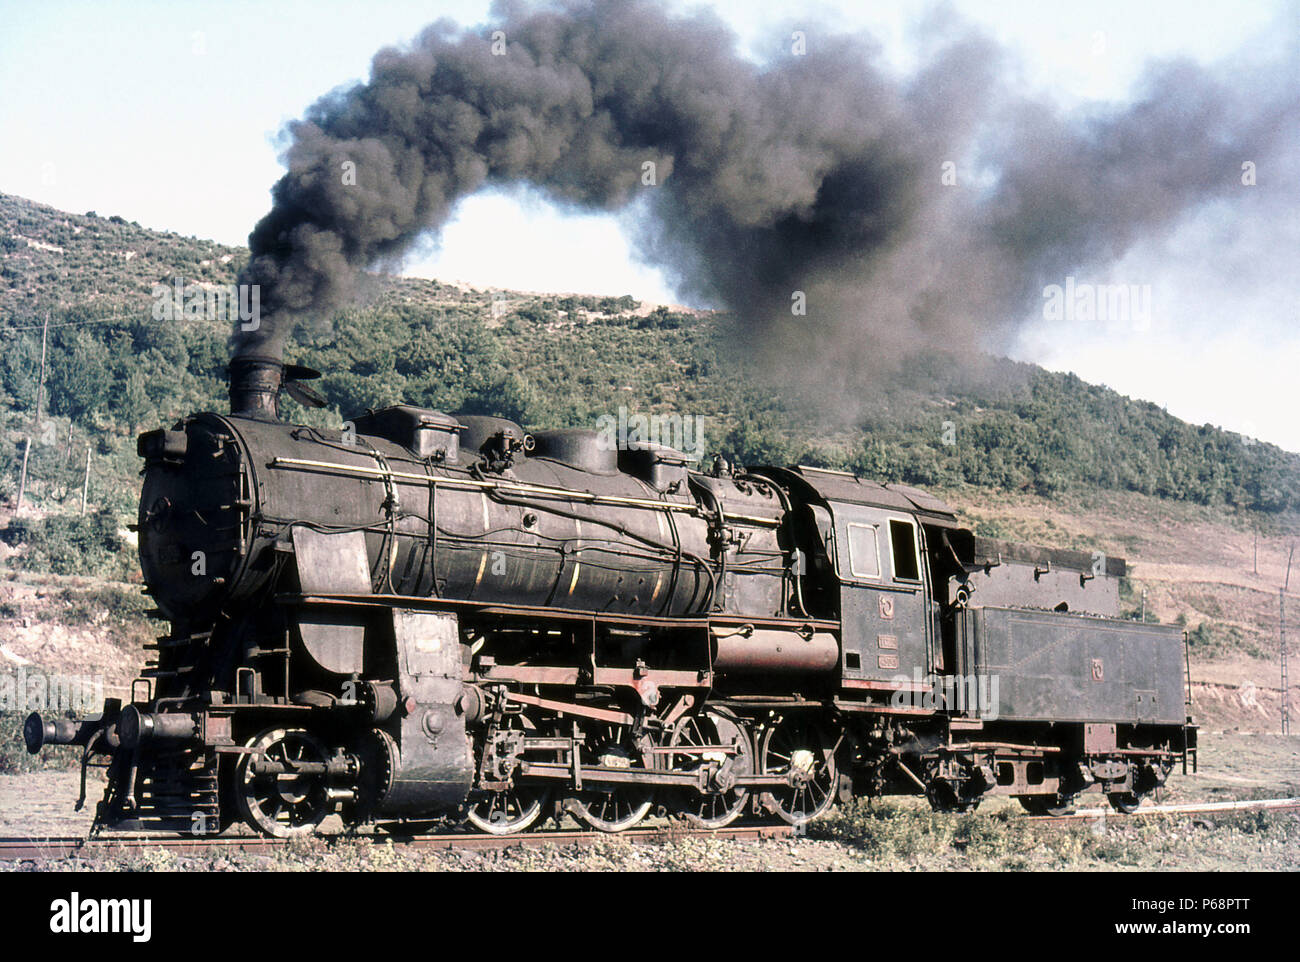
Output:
[235, 728, 332, 838]
[668, 710, 754, 829]
[759, 716, 840, 825]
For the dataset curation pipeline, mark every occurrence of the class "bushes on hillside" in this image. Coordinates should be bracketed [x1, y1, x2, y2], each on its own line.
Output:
[0, 509, 132, 579]
[2, 296, 1298, 520]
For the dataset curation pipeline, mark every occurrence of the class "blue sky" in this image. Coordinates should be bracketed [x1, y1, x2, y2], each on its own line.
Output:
[1, 0, 1296, 449]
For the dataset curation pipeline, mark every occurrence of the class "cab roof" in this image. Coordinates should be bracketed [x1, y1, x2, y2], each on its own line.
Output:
[755, 465, 959, 523]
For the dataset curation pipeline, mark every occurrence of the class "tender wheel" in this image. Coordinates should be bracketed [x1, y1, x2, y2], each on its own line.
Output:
[466, 785, 552, 835]
[667, 710, 754, 830]
[235, 728, 332, 838]
[928, 788, 982, 813]
[759, 716, 840, 825]
[1017, 794, 1075, 817]
[1108, 792, 1144, 814]
[565, 722, 653, 833]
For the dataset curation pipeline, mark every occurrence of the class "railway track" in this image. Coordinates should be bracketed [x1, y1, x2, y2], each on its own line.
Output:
[1028, 795, 1300, 825]
[2, 797, 1295, 862]
[0, 821, 795, 862]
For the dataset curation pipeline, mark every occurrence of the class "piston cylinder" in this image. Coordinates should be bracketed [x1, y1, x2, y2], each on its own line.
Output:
[117, 707, 199, 748]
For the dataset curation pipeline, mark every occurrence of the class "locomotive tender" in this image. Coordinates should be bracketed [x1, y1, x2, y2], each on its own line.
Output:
[24, 355, 1197, 835]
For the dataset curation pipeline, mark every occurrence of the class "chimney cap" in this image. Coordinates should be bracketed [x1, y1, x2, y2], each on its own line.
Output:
[284, 363, 322, 382]
[227, 356, 321, 381]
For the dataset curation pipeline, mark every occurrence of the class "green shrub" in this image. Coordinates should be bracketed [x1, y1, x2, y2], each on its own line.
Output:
[55, 584, 149, 626]
[0, 509, 131, 578]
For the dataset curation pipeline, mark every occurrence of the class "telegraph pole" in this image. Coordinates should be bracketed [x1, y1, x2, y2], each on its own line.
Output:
[34, 311, 49, 425]
[1282, 588, 1290, 736]
[15, 436, 31, 512]
[80, 446, 91, 516]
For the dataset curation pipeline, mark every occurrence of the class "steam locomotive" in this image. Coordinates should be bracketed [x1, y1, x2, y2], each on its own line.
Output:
[24, 356, 1197, 836]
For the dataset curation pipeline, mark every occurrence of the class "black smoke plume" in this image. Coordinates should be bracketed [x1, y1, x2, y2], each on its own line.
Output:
[235, 0, 1298, 368]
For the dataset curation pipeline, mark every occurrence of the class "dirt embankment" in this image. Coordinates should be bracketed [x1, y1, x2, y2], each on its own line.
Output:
[0, 572, 145, 695]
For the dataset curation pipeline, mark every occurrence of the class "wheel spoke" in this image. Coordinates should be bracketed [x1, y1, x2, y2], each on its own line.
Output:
[761, 718, 839, 826]
[662, 711, 753, 830]
[236, 729, 330, 838]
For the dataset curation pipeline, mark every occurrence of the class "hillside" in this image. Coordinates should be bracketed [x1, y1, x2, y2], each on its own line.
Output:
[1, 190, 1297, 756]
[4, 191, 1298, 511]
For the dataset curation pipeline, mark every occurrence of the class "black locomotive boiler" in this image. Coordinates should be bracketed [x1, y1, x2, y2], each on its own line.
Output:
[24, 356, 1197, 836]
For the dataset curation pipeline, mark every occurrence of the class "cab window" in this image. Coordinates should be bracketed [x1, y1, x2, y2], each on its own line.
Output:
[888, 519, 921, 582]
[846, 523, 880, 579]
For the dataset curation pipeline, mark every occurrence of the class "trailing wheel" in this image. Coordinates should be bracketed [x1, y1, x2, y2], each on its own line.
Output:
[758, 715, 840, 825]
[667, 709, 754, 830]
[235, 728, 332, 838]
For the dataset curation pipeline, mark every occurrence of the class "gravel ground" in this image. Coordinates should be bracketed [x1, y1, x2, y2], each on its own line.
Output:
[0, 772, 98, 836]
[1, 794, 1297, 873]
[2, 808, 1298, 872]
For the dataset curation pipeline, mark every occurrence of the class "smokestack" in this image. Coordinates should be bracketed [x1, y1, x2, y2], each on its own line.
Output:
[229, 355, 283, 419]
